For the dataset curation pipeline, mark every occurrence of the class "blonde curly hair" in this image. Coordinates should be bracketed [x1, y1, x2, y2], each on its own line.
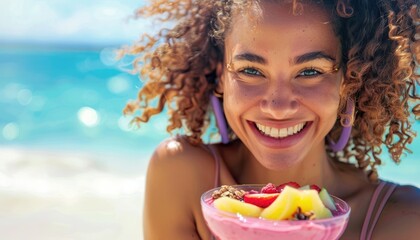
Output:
[121, 0, 420, 181]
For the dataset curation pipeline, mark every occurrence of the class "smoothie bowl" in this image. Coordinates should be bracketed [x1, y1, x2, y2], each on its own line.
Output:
[201, 183, 350, 240]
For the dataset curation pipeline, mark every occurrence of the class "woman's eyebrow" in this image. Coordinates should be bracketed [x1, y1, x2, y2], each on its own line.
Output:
[233, 52, 267, 64]
[293, 51, 336, 65]
[232, 51, 336, 65]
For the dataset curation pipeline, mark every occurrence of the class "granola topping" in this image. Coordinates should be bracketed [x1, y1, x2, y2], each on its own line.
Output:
[212, 185, 247, 201]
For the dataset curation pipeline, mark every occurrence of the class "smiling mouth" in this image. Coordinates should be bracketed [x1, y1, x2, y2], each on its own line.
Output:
[255, 122, 307, 139]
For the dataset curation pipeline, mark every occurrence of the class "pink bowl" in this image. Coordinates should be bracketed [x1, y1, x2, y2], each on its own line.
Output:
[201, 185, 351, 240]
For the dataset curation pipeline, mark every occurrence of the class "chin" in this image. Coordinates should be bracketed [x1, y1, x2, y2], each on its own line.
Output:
[259, 155, 302, 171]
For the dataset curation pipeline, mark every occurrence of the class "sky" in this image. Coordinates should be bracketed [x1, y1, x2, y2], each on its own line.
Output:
[0, 0, 152, 46]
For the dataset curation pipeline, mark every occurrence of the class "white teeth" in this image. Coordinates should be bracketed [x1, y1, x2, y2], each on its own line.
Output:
[287, 127, 294, 135]
[256, 122, 306, 139]
[270, 128, 278, 138]
[279, 128, 287, 137]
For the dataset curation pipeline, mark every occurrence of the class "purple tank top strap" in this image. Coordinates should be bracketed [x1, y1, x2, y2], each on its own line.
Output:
[360, 181, 397, 240]
[360, 181, 386, 240]
[206, 144, 221, 188]
[206, 144, 221, 240]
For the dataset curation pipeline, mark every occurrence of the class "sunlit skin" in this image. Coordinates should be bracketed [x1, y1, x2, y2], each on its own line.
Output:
[143, 2, 420, 240]
[220, 3, 342, 185]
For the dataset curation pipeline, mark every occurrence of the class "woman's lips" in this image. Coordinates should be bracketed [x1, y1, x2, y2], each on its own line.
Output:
[248, 121, 313, 149]
[255, 122, 306, 138]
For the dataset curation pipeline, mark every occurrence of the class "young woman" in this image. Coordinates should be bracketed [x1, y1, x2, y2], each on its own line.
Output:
[121, 0, 420, 239]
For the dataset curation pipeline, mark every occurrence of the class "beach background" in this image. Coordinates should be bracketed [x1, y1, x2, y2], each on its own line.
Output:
[0, 1, 419, 240]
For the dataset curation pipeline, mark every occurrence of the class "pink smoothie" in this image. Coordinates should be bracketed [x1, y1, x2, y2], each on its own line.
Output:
[201, 186, 350, 240]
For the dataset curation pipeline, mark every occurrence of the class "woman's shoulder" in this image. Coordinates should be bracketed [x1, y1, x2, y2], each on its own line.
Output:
[387, 183, 420, 218]
[151, 136, 204, 161]
[391, 183, 420, 202]
[375, 182, 420, 238]
[148, 136, 218, 182]
[143, 136, 220, 239]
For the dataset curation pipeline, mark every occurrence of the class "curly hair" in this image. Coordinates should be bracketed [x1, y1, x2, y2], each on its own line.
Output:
[121, 0, 420, 181]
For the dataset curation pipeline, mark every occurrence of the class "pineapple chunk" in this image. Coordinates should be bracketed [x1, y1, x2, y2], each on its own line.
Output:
[260, 186, 301, 220]
[213, 197, 262, 217]
[299, 189, 332, 219]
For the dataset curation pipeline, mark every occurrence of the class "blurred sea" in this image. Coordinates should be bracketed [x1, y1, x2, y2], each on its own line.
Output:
[0, 44, 172, 240]
[0, 44, 419, 240]
[0, 44, 171, 169]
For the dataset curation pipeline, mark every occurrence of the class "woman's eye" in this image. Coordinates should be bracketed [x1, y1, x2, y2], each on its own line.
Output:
[239, 67, 263, 76]
[298, 68, 323, 77]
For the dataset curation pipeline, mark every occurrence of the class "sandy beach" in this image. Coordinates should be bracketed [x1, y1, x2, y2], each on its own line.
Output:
[0, 146, 146, 240]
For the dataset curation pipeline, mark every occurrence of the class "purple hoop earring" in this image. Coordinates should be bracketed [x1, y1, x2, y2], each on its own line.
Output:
[210, 95, 229, 144]
[328, 98, 355, 152]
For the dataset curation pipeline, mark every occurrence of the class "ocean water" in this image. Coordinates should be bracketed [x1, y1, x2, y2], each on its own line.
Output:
[0, 44, 419, 240]
[0, 44, 173, 170]
[0, 44, 169, 240]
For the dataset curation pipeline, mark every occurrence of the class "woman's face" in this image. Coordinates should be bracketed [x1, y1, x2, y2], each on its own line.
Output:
[221, 2, 342, 169]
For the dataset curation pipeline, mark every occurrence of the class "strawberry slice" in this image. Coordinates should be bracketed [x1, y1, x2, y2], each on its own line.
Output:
[276, 181, 301, 192]
[310, 184, 321, 192]
[261, 183, 279, 193]
[243, 193, 280, 208]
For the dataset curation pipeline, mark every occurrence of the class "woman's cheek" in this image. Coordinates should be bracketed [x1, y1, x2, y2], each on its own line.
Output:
[297, 79, 341, 108]
[225, 81, 266, 105]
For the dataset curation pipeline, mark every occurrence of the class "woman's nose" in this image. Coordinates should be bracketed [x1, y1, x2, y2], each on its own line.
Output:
[259, 84, 299, 119]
